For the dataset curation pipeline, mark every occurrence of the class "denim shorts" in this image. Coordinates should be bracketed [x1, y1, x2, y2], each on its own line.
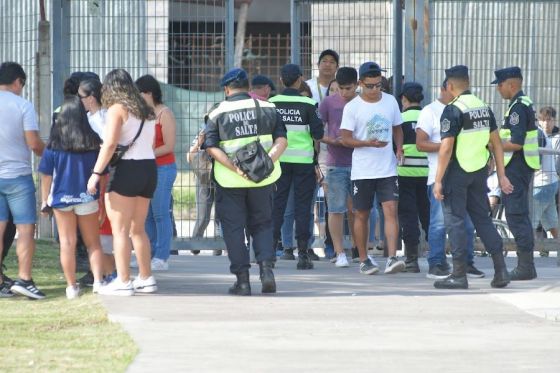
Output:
[0, 174, 37, 224]
[325, 167, 352, 213]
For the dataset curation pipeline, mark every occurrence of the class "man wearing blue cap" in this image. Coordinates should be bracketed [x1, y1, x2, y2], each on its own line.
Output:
[493, 66, 540, 281]
[433, 65, 513, 289]
[397, 82, 430, 273]
[269, 63, 324, 270]
[250, 74, 275, 101]
[340, 62, 406, 275]
[204, 68, 287, 295]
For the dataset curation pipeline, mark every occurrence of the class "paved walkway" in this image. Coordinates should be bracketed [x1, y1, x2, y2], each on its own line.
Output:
[101, 254, 560, 373]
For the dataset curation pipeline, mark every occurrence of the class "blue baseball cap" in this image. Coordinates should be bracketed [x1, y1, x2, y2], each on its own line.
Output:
[399, 82, 424, 99]
[220, 68, 248, 87]
[359, 62, 386, 79]
[251, 74, 276, 91]
[445, 65, 469, 80]
[491, 66, 523, 84]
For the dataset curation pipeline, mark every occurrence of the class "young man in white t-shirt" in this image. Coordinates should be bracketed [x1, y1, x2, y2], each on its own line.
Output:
[340, 62, 406, 275]
[415, 78, 485, 280]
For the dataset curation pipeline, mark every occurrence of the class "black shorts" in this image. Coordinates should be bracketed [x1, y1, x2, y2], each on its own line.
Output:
[108, 159, 157, 198]
[352, 177, 399, 211]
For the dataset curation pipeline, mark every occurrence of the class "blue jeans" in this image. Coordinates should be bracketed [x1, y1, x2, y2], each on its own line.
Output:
[146, 163, 177, 261]
[427, 183, 475, 267]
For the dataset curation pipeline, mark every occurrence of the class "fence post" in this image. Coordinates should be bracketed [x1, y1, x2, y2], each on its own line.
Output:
[225, 0, 235, 71]
[290, 0, 301, 65]
[392, 0, 403, 95]
[404, 0, 430, 102]
[52, 0, 71, 111]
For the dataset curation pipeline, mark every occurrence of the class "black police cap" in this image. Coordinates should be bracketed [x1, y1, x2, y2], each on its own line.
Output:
[444, 65, 469, 80]
[399, 82, 423, 97]
[491, 66, 523, 84]
[251, 74, 276, 91]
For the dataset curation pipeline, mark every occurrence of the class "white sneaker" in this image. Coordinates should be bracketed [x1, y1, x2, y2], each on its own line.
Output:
[132, 275, 158, 293]
[384, 256, 406, 274]
[98, 278, 134, 296]
[66, 284, 81, 299]
[151, 258, 169, 271]
[335, 253, 349, 268]
[92, 281, 103, 294]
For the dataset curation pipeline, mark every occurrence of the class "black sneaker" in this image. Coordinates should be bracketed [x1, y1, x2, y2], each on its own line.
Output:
[351, 247, 360, 263]
[466, 264, 485, 278]
[280, 248, 296, 260]
[308, 249, 320, 261]
[10, 278, 46, 300]
[0, 281, 14, 298]
[78, 271, 94, 287]
[359, 258, 380, 275]
[426, 264, 451, 280]
[2, 273, 14, 287]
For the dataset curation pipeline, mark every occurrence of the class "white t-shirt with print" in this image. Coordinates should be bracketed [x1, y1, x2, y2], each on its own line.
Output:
[340, 93, 403, 180]
[416, 99, 446, 185]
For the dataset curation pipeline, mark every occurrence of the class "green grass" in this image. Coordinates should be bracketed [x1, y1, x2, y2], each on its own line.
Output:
[0, 240, 138, 372]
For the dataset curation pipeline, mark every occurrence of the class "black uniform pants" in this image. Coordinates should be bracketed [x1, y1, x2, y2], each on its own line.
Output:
[216, 184, 274, 274]
[398, 176, 430, 249]
[442, 161, 503, 263]
[503, 157, 534, 252]
[273, 162, 317, 249]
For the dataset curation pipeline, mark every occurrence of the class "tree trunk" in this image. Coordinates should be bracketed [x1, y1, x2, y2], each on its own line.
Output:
[234, 1, 251, 68]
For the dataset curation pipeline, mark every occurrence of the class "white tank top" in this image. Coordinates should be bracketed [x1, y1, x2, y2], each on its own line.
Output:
[120, 114, 155, 160]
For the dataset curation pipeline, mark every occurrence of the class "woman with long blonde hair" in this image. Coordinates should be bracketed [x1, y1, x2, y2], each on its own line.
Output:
[87, 69, 157, 296]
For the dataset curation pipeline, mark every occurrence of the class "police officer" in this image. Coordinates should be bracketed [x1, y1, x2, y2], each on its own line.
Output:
[433, 65, 513, 289]
[204, 68, 287, 296]
[269, 64, 324, 270]
[493, 66, 540, 280]
[397, 82, 430, 273]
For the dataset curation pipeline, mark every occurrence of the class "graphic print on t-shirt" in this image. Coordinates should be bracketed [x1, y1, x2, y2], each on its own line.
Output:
[366, 114, 392, 142]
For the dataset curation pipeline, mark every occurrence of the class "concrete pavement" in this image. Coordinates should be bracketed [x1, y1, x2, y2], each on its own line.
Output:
[101, 254, 560, 373]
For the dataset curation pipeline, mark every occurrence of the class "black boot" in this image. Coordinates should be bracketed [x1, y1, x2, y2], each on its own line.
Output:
[259, 261, 276, 294]
[434, 260, 468, 289]
[228, 271, 251, 296]
[280, 248, 295, 260]
[509, 251, 537, 281]
[490, 253, 510, 288]
[404, 244, 420, 273]
[297, 249, 313, 270]
[308, 249, 320, 261]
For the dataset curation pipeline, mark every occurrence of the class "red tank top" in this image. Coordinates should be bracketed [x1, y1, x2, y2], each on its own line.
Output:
[154, 109, 176, 166]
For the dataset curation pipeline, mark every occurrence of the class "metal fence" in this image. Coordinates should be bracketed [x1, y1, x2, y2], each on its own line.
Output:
[2, 0, 560, 252]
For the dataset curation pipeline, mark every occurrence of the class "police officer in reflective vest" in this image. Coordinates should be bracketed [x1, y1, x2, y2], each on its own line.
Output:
[397, 82, 430, 273]
[204, 68, 287, 296]
[493, 66, 540, 281]
[433, 65, 514, 289]
[269, 64, 325, 270]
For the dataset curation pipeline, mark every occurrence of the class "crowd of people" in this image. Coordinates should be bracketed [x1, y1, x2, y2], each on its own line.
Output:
[0, 48, 558, 298]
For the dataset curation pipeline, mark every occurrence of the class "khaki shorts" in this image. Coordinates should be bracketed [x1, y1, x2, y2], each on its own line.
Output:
[56, 200, 99, 216]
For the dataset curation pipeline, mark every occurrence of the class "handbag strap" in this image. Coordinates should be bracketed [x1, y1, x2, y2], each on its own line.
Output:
[253, 99, 262, 138]
[127, 119, 145, 147]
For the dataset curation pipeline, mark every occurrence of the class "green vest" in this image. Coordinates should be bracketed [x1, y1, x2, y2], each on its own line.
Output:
[499, 95, 540, 170]
[397, 108, 428, 177]
[451, 94, 491, 172]
[268, 95, 315, 164]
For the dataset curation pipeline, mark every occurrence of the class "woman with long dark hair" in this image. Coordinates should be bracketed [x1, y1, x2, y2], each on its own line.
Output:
[135, 74, 177, 270]
[87, 69, 157, 296]
[39, 96, 105, 299]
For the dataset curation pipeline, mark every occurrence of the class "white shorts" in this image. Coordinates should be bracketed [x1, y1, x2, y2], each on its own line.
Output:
[56, 200, 99, 216]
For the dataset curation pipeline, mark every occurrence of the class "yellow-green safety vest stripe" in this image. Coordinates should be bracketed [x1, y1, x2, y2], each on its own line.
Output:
[451, 94, 491, 172]
[214, 134, 281, 188]
[398, 109, 428, 177]
[500, 96, 540, 170]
